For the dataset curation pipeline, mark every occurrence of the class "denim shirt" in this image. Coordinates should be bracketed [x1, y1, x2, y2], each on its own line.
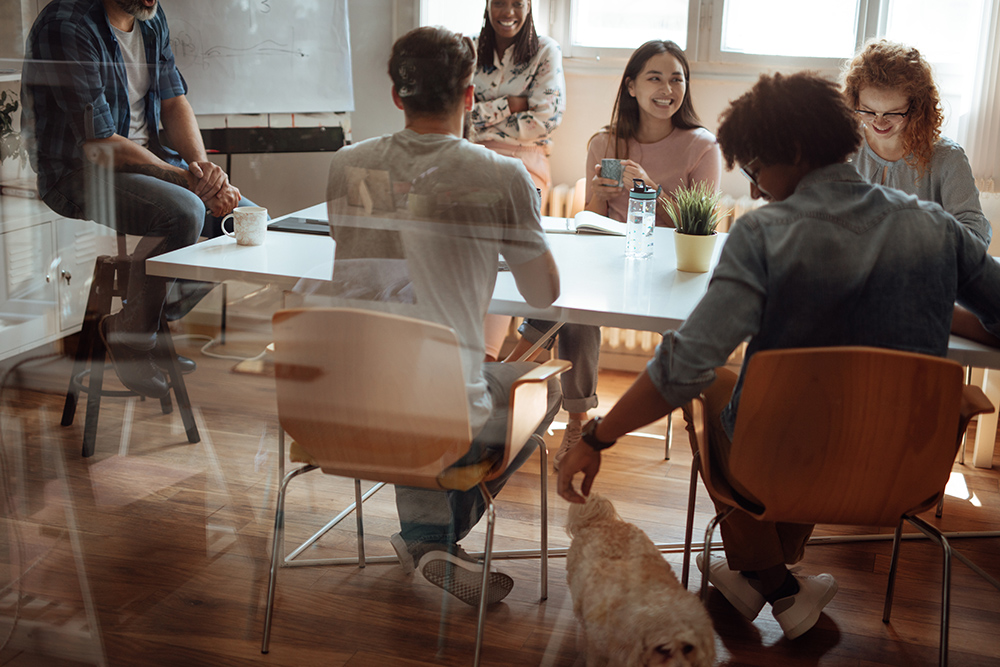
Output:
[647, 163, 1000, 438]
[21, 0, 187, 198]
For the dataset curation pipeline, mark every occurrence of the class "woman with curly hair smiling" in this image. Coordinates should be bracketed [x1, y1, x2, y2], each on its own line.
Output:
[842, 39, 990, 246]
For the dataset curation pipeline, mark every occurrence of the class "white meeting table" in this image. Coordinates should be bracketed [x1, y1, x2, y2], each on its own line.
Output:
[148, 203, 1000, 469]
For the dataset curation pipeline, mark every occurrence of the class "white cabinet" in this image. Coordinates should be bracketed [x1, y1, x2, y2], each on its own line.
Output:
[0, 195, 113, 360]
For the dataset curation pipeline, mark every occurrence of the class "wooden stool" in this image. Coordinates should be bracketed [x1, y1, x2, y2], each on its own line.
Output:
[61, 235, 200, 457]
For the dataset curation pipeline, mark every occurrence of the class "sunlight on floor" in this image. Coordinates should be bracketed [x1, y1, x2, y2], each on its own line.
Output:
[945, 471, 983, 507]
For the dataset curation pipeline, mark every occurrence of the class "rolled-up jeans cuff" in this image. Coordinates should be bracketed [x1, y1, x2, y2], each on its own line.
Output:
[562, 395, 598, 413]
[517, 318, 558, 350]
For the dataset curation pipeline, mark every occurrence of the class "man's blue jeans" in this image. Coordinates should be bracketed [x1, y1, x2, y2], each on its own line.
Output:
[394, 361, 561, 548]
[43, 169, 251, 347]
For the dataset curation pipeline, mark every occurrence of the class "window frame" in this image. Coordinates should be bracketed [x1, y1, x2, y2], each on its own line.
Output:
[409, 0, 980, 80]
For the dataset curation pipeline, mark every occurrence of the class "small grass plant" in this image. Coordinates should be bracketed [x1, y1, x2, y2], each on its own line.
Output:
[661, 180, 725, 235]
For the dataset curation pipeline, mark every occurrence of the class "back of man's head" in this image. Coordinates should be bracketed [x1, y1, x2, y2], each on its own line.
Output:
[389, 26, 476, 118]
[716, 72, 861, 171]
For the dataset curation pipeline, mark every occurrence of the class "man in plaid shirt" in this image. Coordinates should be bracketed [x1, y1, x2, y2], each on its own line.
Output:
[22, 0, 248, 398]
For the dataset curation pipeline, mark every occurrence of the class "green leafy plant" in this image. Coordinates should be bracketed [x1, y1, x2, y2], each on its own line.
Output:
[661, 180, 726, 235]
[0, 90, 28, 169]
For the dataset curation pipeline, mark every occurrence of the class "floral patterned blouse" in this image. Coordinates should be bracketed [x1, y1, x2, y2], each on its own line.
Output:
[470, 35, 566, 150]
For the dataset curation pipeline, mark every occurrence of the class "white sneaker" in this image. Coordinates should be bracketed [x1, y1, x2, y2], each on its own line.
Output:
[553, 420, 583, 471]
[418, 548, 514, 607]
[696, 552, 766, 620]
[771, 573, 838, 640]
[389, 532, 415, 575]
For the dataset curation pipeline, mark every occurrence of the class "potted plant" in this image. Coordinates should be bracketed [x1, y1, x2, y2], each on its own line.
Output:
[662, 180, 725, 273]
[1, 90, 29, 181]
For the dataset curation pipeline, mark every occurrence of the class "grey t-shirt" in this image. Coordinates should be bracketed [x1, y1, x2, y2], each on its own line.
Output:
[849, 136, 990, 246]
[325, 129, 550, 433]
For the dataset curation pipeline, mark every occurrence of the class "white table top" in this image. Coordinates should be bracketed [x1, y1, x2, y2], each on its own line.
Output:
[147, 204, 1000, 369]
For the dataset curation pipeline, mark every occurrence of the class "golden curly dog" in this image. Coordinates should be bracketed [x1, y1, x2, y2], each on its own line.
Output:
[566, 493, 716, 667]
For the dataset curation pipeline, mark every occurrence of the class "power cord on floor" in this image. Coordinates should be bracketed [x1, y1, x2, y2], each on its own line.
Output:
[170, 333, 268, 363]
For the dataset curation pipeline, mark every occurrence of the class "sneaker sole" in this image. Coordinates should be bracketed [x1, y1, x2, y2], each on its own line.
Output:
[421, 558, 513, 606]
[779, 579, 839, 640]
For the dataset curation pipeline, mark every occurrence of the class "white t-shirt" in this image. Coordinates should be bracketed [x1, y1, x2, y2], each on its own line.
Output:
[111, 22, 151, 146]
[325, 129, 551, 433]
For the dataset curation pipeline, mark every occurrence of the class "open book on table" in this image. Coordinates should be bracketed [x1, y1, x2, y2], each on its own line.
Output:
[541, 210, 627, 236]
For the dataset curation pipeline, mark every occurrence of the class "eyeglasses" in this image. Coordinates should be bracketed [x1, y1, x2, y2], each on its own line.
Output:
[740, 158, 761, 187]
[854, 107, 910, 124]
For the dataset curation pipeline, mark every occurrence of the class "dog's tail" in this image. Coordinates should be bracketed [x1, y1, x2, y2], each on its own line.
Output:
[566, 492, 620, 538]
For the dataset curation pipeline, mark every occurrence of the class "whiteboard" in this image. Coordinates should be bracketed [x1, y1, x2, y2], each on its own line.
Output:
[164, 0, 354, 115]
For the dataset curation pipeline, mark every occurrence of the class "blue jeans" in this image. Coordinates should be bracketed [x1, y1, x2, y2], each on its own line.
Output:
[43, 169, 252, 346]
[519, 319, 600, 413]
[394, 361, 561, 547]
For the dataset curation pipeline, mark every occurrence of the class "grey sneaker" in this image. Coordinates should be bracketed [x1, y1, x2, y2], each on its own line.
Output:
[389, 532, 415, 575]
[553, 420, 583, 471]
[418, 546, 514, 606]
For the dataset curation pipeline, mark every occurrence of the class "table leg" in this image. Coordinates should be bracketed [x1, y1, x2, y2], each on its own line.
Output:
[972, 368, 999, 469]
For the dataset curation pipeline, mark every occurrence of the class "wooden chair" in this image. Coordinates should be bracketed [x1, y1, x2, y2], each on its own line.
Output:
[681, 346, 995, 666]
[60, 233, 199, 456]
[261, 307, 570, 665]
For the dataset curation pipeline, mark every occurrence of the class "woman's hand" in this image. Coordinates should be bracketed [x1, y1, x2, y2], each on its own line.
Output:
[588, 161, 624, 202]
[508, 96, 529, 113]
[620, 159, 657, 192]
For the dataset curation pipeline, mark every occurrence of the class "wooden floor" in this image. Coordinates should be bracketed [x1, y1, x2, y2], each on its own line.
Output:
[0, 313, 998, 667]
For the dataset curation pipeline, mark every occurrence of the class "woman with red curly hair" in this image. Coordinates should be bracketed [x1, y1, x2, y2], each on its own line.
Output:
[842, 39, 990, 246]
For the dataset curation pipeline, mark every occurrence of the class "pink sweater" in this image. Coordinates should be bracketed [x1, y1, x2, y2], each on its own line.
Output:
[585, 127, 722, 226]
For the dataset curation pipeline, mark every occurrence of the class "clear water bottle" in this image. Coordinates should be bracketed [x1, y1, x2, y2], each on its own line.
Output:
[626, 178, 656, 259]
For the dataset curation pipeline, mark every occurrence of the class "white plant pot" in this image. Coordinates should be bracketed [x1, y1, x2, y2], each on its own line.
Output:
[673, 230, 718, 273]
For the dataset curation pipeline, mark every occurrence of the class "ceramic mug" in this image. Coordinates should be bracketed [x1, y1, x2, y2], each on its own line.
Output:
[222, 206, 268, 246]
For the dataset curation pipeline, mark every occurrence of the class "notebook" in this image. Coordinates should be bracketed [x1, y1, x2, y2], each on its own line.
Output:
[267, 217, 329, 235]
[541, 211, 627, 236]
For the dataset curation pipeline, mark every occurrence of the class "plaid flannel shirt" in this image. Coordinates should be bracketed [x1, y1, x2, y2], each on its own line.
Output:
[21, 0, 187, 198]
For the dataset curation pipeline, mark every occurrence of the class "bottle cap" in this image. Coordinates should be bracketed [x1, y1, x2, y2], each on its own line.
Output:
[629, 179, 656, 199]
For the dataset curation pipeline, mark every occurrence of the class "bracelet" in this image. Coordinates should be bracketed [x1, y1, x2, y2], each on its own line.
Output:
[581, 417, 616, 451]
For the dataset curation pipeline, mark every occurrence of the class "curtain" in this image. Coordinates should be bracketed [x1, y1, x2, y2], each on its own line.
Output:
[961, 0, 1000, 192]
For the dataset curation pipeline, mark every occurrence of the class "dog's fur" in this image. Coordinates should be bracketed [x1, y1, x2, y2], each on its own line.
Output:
[566, 494, 716, 667]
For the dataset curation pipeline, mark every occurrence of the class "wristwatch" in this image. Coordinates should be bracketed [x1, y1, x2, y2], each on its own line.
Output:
[581, 417, 616, 451]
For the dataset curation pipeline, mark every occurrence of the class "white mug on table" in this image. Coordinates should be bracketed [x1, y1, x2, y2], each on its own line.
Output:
[222, 206, 268, 246]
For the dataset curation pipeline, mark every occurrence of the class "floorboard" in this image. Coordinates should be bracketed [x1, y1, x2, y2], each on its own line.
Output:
[0, 318, 998, 666]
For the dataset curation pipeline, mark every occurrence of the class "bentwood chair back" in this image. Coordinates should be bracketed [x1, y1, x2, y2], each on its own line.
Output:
[262, 307, 569, 665]
[683, 346, 994, 667]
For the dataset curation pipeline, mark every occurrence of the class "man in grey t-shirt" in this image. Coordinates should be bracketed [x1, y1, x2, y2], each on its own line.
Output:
[323, 26, 562, 607]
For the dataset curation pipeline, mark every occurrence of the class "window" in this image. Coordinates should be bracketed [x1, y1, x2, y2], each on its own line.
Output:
[571, 0, 689, 50]
[718, 0, 860, 60]
[419, 0, 485, 38]
[415, 0, 990, 84]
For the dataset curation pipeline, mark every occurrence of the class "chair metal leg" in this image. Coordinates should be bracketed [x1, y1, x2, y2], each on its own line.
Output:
[905, 514, 953, 667]
[664, 411, 673, 460]
[700, 507, 733, 602]
[536, 433, 548, 600]
[261, 463, 317, 654]
[681, 449, 701, 589]
[355, 479, 366, 567]
[882, 520, 904, 623]
[473, 481, 497, 667]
